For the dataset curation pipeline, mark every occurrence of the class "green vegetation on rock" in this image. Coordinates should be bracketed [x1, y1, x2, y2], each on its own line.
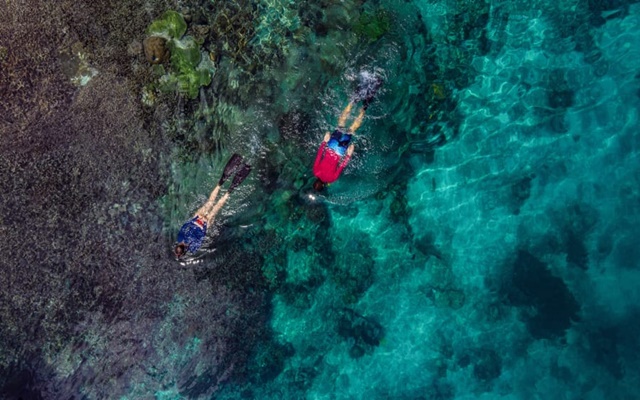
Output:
[146, 11, 212, 99]
[147, 10, 187, 40]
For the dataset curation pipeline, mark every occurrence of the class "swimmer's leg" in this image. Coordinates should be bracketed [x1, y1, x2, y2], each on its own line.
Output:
[337, 102, 354, 128]
[204, 192, 230, 223]
[196, 184, 221, 220]
[204, 163, 252, 222]
[348, 108, 366, 133]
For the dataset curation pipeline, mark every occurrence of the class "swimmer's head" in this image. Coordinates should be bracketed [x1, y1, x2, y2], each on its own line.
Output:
[313, 178, 327, 192]
[174, 242, 186, 258]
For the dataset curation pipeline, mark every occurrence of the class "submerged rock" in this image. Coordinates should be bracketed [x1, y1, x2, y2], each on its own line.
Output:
[143, 36, 169, 64]
[504, 250, 580, 339]
[335, 308, 385, 358]
[459, 348, 502, 383]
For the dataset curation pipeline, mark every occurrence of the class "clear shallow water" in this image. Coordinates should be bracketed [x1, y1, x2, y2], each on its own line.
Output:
[1, 0, 639, 398]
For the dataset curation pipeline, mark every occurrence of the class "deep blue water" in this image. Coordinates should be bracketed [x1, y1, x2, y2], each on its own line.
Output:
[1, 0, 639, 399]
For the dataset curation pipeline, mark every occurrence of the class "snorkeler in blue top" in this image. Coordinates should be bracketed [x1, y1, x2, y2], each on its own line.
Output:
[174, 153, 252, 258]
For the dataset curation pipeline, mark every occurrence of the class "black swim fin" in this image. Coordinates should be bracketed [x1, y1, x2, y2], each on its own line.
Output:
[219, 153, 243, 185]
[362, 76, 383, 110]
[228, 163, 252, 193]
[352, 71, 383, 109]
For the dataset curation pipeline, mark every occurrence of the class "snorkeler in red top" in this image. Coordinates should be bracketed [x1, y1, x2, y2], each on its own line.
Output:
[312, 72, 382, 192]
[313, 102, 360, 189]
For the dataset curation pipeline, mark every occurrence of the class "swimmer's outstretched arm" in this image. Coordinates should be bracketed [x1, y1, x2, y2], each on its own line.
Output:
[314, 138, 329, 173]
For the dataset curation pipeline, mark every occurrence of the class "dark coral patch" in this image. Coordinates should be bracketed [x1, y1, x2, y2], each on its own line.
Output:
[505, 250, 580, 339]
[458, 348, 502, 383]
[247, 339, 295, 384]
[335, 308, 384, 358]
[565, 231, 589, 270]
[509, 175, 533, 215]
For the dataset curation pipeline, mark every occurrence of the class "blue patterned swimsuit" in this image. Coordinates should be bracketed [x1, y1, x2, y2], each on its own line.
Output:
[177, 215, 207, 254]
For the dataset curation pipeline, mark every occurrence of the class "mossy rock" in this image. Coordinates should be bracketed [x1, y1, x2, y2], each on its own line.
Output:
[143, 36, 170, 64]
[169, 36, 201, 70]
[158, 67, 211, 99]
[147, 10, 187, 40]
[175, 69, 211, 99]
[146, 13, 212, 99]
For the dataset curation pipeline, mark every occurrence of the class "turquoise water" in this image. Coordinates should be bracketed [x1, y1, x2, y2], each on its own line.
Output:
[1, 0, 640, 398]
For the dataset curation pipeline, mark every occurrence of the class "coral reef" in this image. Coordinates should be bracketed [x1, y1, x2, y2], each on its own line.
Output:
[206, 0, 257, 65]
[0, 0, 271, 396]
[0, 70, 166, 391]
[0, 1, 75, 134]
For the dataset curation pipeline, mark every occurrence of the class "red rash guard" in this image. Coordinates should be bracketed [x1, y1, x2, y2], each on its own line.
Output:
[313, 141, 351, 183]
